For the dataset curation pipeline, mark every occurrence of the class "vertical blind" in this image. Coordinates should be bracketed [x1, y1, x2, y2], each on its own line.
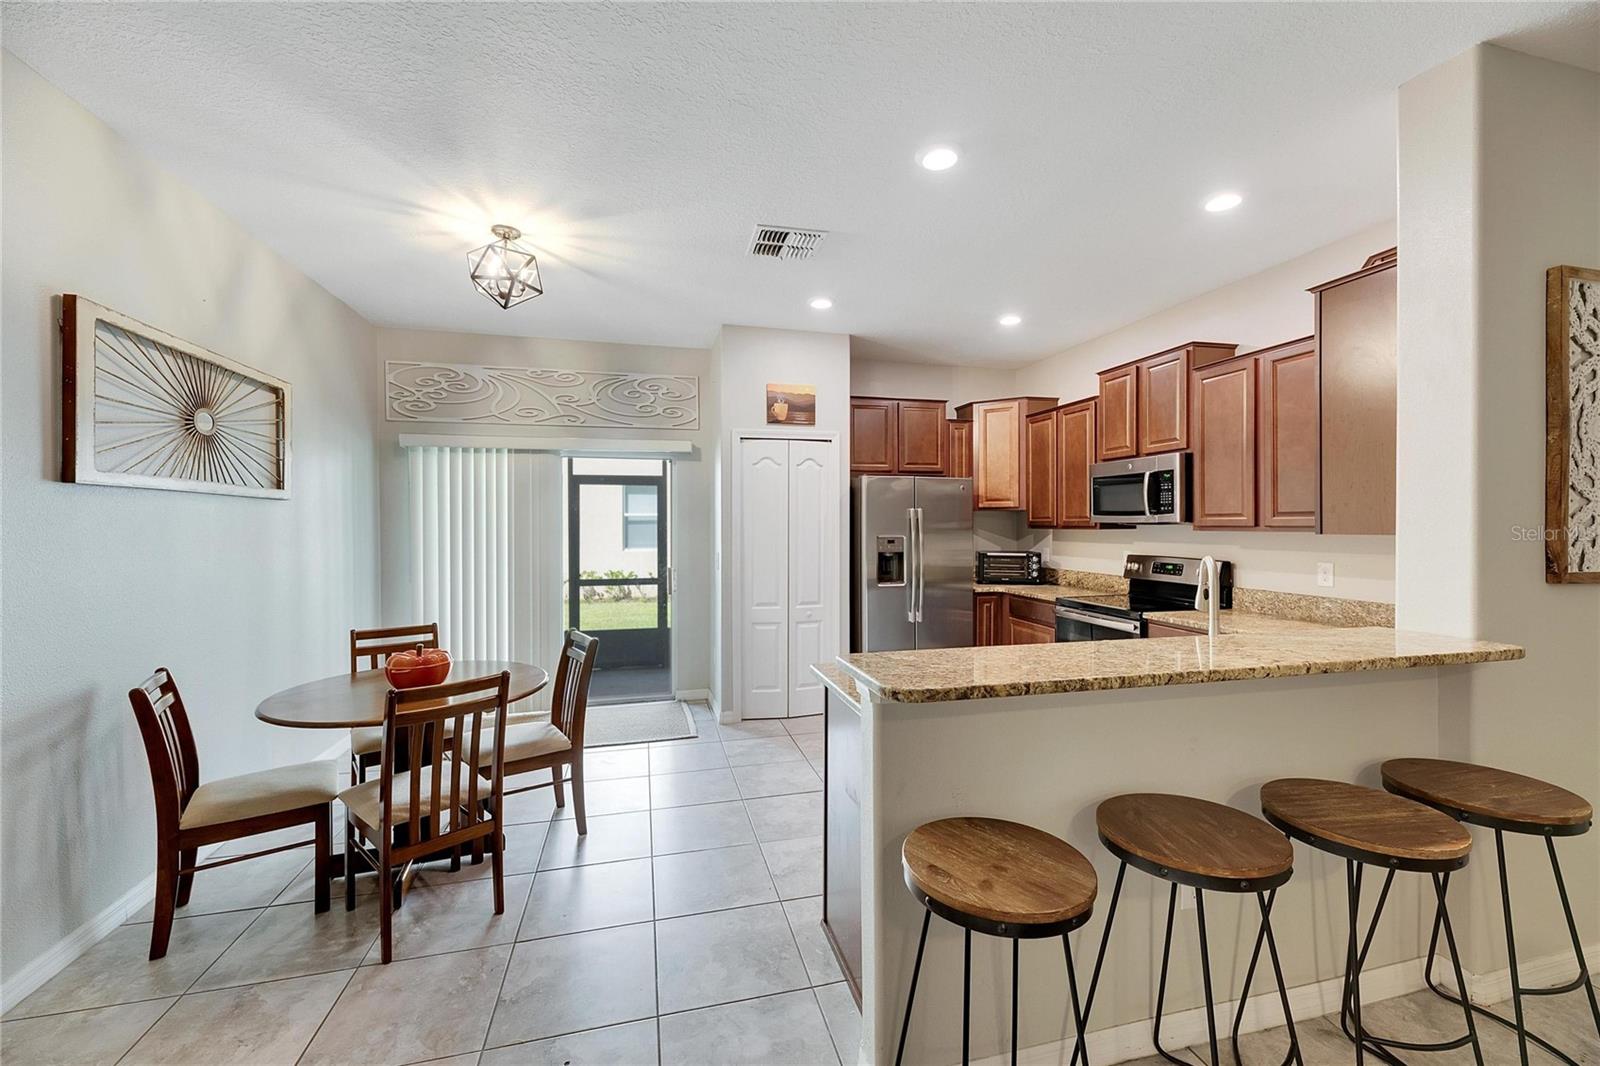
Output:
[408, 447, 514, 660]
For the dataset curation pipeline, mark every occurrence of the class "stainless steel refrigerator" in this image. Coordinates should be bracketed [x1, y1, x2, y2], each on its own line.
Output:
[851, 476, 974, 652]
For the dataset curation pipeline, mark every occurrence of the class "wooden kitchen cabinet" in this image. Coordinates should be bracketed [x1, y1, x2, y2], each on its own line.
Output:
[1192, 354, 1258, 529]
[1056, 398, 1098, 529]
[1024, 409, 1058, 527]
[1097, 365, 1138, 460]
[1313, 250, 1396, 534]
[1006, 595, 1056, 644]
[1257, 337, 1320, 529]
[849, 398, 898, 474]
[954, 397, 1058, 510]
[1098, 342, 1237, 460]
[1138, 347, 1191, 454]
[974, 592, 1003, 646]
[897, 399, 948, 474]
[947, 420, 973, 478]
[850, 396, 949, 475]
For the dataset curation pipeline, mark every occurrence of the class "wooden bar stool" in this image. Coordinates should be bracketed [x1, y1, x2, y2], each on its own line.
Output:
[1261, 778, 1482, 1066]
[1382, 757, 1599, 1065]
[1080, 794, 1301, 1066]
[897, 817, 1097, 1066]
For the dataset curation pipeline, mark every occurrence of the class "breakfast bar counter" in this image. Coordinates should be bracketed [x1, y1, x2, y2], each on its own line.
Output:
[814, 630, 1523, 1064]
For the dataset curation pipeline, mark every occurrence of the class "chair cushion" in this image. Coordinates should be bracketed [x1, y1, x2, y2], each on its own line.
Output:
[468, 719, 572, 768]
[181, 760, 340, 830]
[350, 726, 383, 756]
[337, 760, 482, 829]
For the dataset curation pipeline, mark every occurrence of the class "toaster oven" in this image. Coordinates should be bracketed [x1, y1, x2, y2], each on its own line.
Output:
[975, 551, 1043, 585]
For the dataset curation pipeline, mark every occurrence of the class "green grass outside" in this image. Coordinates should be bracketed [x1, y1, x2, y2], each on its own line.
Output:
[562, 598, 664, 631]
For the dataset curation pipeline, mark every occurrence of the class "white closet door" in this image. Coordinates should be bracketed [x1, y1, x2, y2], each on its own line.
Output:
[739, 439, 791, 717]
[786, 439, 835, 715]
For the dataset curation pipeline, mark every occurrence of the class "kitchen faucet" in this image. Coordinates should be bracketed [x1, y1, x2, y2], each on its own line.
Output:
[1193, 555, 1220, 640]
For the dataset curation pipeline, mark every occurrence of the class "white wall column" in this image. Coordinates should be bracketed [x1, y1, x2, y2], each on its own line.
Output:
[1397, 43, 1600, 973]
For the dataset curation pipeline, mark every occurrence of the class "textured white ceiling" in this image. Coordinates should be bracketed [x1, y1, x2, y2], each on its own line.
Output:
[5, 2, 1597, 366]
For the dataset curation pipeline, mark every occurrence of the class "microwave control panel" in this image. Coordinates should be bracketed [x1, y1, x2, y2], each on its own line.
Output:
[1150, 470, 1176, 514]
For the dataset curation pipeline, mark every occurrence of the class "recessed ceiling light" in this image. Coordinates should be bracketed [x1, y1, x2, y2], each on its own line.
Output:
[1204, 191, 1243, 213]
[809, 297, 833, 310]
[918, 146, 959, 172]
[998, 313, 1022, 327]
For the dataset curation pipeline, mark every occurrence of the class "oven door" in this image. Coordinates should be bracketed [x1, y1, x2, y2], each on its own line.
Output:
[1054, 604, 1143, 641]
[1090, 471, 1152, 522]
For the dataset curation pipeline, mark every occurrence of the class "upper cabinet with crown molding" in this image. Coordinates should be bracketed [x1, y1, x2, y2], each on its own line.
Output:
[1097, 342, 1239, 461]
[850, 396, 950, 476]
[1313, 249, 1397, 534]
[954, 397, 1059, 510]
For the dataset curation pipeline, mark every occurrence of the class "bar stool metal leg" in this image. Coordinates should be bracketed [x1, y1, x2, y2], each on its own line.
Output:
[1011, 937, 1019, 1066]
[1195, 889, 1220, 1066]
[1495, 830, 1529, 1064]
[1549, 838, 1600, 1039]
[1432, 872, 1485, 1066]
[1071, 861, 1126, 1066]
[894, 909, 931, 1066]
[1063, 936, 1090, 1066]
[1230, 889, 1303, 1066]
[1151, 882, 1186, 1065]
[1422, 838, 1600, 1065]
[962, 927, 972, 1066]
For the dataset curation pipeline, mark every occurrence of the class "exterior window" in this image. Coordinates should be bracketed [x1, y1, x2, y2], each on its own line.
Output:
[623, 485, 657, 550]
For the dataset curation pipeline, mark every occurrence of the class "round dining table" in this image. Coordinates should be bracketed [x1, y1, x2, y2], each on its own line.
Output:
[255, 659, 550, 729]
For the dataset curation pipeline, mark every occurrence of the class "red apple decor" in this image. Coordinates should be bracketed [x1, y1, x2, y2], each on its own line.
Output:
[385, 644, 452, 689]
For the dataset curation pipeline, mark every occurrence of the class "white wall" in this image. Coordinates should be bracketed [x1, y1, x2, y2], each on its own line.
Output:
[1011, 222, 1401, 599]
[0, 54, 380, 990]
[850, 353, 1019, 410]
[373, 328, 713, 695]
[1397, 44, 1600, 971]
[712, 325, 852, 714]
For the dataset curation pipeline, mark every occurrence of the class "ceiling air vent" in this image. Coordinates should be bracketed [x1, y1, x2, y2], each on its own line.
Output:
[749, 225, 827, 260]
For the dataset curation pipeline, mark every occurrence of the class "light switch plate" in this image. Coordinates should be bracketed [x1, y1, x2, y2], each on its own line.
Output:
[1317, 562, 1335, 588]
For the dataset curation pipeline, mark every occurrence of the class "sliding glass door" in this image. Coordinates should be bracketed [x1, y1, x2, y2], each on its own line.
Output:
[564, 458, 672, 704]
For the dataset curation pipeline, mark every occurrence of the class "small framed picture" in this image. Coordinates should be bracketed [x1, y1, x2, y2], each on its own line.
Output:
[766, 383, 816, 425]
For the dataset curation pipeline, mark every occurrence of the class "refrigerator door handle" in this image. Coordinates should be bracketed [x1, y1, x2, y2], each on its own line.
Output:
[913, 506, 926, 623]
[905, 507, 918, 623]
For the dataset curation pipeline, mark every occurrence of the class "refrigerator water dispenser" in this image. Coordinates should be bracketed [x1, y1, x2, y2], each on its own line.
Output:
[874, 535, 906, 586]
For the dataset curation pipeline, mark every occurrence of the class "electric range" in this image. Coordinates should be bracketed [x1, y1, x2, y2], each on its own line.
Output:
[1054, 554, 1233, 641]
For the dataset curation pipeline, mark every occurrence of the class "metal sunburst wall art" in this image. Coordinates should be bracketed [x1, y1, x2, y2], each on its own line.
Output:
[60, 295, 291, 499]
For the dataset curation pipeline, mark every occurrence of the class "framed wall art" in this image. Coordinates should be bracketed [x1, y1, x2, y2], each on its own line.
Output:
[766, 383, 816, 425]
[61, 295, 291, 499]
[1546, 265, 1600, 582]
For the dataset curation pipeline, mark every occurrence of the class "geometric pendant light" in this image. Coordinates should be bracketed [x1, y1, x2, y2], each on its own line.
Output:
[467, 224, 543, 309]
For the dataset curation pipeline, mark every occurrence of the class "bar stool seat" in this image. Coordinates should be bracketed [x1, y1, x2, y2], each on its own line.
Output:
[1382, 758, 1599, 1066]
[895, 817, 1096, 1066]
[1381, 757, 1593, 833]
[1098, 793, 1293, 887]
[1262, 777, 1483, 1065]
[1261, 777, 1471, 870]
[1086, 794, 1301, 1066]
[903, 817, 1097, 932]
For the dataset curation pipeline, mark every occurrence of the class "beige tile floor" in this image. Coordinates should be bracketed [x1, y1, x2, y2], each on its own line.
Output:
[0, 703, 855, 1066]
[4, 699, 1596, 1065]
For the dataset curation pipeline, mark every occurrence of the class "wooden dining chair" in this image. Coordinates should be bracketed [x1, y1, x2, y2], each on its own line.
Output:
[339, 670, 509, 963]
[129, 669, 338, 960]
[467, 631, 599, 835]
[348, 623, 440, 783]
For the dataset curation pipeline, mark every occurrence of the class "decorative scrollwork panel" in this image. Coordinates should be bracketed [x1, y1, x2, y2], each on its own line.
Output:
[1546, 267, 1600, 582]
[385, 361, 699, 430]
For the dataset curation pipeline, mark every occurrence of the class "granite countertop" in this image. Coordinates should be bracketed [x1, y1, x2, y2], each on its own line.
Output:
[836, 628, 1524, 704]
[812, 661, 860, 705]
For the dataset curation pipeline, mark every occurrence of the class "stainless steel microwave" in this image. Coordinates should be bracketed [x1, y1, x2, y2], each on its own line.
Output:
[1089, 452, 1190, 524]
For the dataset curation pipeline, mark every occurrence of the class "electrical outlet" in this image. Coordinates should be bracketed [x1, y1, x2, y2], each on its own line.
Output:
[1317, 562, 1335, 588]
[1180, 887, 1197, 911]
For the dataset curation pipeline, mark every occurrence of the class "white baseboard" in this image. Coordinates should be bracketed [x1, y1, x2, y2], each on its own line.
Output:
[0, 735, 353, 1015]
[1463, 941, 1600, 1005]
[966, 941, 1600, 1066]
[674, 688, 712, 704]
